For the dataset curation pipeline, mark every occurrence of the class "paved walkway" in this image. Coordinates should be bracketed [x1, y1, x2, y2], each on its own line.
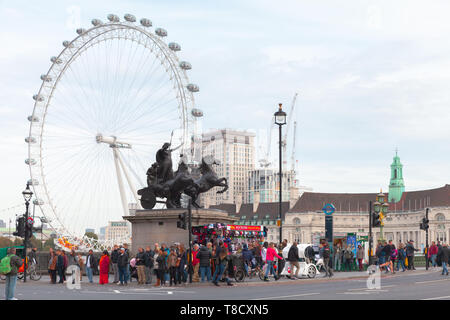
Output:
[14, 267, 428, 288]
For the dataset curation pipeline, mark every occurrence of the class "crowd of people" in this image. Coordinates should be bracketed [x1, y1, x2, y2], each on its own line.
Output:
[43, 240, 296, 286]
[373, 239, 449, 275]
[44, 238, 450, 287]
[2, 237, 450, 300]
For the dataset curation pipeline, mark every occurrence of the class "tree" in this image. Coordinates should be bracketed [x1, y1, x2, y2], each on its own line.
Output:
[84, 232, 98, 240]
[43, 238, 55, 250]
[0, 237, 13, 248]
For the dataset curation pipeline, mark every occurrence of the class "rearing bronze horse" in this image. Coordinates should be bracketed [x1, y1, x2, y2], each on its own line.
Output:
[184, 158, 228, 208]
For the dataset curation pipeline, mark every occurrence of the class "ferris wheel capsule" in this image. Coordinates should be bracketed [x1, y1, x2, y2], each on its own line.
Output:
[40, 74, 52, 82]
[191, 108, 203, 117]
[25, 158, 36, 165]
[91, 19, 103, 26]
[27, 115, 39, 122]
[27, 179, 39, 186]
[33, 199, 44, 206]
[63, 41, 74, 48]
[140, 18, 152, 27]
[50, 56, 62, 64]
[107, 14, 120, 22]
[33, 94, 44, 102]
[25, 136, 36, 144]
[179, 61, 192, 70]
[168, 42, 181, 51]
[124, 14, 136, 22]
[155, 28, 167, 37]
[186, 83, 199, 92]
[76, 28, 86, 35]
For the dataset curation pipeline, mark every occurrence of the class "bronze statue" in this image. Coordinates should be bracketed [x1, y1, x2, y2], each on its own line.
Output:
[138, 142, 228, 209]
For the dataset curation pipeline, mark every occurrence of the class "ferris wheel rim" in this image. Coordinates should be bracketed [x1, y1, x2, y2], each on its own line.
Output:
[26, 16, 198, 240]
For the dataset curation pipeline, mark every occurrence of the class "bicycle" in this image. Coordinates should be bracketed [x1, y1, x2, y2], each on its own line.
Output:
[234, 262, 264, 282]
[17, 263, 41, 281]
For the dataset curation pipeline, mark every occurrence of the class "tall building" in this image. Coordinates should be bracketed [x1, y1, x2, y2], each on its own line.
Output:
[105, 220, 131, 244]
[200, 129, 255, 207]
[245, 168, 298, 205]
[389, 150, 405, 203]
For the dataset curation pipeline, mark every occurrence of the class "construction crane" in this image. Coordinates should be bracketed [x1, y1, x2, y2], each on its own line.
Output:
[282, 92, 298, 170]
[258, 115, 275, 168]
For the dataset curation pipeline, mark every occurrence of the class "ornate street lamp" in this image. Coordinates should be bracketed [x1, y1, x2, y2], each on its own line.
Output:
[274, 103, 286, 243]
[22, 182, 33, 282]
[375, 190, 388, 241]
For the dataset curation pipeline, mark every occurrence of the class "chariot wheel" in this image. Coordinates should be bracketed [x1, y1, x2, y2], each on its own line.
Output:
[137, 187, 157, 209]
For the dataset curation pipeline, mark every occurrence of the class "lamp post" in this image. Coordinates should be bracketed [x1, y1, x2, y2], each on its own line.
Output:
[22, 182, 33, 282]
[274, 103, 286, 243]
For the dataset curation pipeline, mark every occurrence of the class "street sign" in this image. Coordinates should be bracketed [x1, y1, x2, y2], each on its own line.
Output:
[322, 204, 334, 243]
[322, 203, 335, 215]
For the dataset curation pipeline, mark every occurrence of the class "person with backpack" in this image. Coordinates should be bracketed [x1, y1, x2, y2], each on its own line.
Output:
[320, 241, 333, 277]
[343, 246, 354, 272]
[1, 247, 24, 300]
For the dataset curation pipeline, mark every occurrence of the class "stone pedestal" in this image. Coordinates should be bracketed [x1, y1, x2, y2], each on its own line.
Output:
[123, 208, 235, 253]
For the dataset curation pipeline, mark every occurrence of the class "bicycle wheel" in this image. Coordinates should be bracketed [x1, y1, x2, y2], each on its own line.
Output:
[30, 270, 42, 281]
[258, 268, 265, 281]
[0, 274, 6, 280]
[234, 269, 245, 282]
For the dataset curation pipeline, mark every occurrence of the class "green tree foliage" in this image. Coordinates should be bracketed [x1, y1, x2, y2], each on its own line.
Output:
[0, 237, 13, 248]
[84, 232, 98, 240]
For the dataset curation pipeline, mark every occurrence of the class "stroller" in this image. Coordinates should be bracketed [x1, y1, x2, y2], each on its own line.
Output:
[129, 258, 138, 282]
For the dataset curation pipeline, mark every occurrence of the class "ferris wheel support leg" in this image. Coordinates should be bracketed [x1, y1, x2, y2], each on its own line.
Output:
[113, 148, 130, 217]
[116, 149, 142, 209]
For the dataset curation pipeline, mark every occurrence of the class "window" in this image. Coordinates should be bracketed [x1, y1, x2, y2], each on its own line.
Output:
[293, 218, 301, 225]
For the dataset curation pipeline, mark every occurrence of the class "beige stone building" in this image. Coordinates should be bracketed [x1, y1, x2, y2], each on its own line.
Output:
[104, 220, 131, 244]
[283, 185, 450, 247]
[200, 129, 255, 207]
[211, 185, 450, 248]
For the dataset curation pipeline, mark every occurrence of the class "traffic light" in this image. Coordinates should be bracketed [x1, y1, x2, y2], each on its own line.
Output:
[13, 216, 25, 238]
[420, 217, 429, 230]
[177, 212, 187, 230]
[372, 212, 381, 227]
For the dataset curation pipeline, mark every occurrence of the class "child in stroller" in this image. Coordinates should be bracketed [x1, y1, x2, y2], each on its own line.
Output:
[129, 258, 139, 282]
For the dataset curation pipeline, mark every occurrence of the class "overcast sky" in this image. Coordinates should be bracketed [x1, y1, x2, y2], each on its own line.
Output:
[1, 0, 449, 223]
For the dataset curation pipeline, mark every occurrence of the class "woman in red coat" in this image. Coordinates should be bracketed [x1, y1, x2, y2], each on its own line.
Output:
[99, 250, 110, 285]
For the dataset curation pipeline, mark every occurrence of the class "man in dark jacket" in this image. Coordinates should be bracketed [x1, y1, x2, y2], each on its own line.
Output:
[111, 245, 120, 283]
[320, 241, 333, 278]
[287, 242, 300, 279]
[241, 244, 254, 276]
[85, 250, 97, 283]
[135, 247, 146, 284]
[4, 247, 23, 300]
[197, 245, 212, 282]
[56, 250, 65, 283]
[439, 244, 449, 276]
[117, 248, 128, 285]
[406, 240, 419, 270]
[144, 246, 154, 284]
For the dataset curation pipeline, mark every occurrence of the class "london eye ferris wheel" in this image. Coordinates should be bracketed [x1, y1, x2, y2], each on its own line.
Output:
[25, 14, 203, 250]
